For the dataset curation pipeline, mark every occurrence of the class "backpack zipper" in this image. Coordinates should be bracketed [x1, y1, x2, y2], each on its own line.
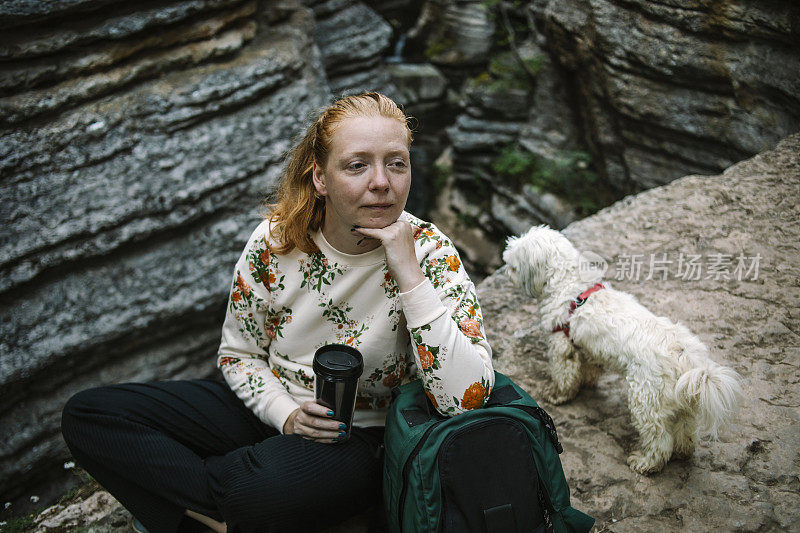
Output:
[397, 419, 445, 530]
[505, 404, 563, 453]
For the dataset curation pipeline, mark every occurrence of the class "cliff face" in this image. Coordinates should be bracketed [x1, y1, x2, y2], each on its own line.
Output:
[430, 0, 800, 273]
[0, 0, 336, 508]
[480, 134, 800, 531]
[531, 0, 800, 190]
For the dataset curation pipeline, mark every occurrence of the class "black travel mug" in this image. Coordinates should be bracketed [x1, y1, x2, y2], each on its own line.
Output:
[313, 344, 364, 442]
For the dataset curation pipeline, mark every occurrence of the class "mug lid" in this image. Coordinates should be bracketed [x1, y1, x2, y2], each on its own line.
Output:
[313, 344, 364, 379]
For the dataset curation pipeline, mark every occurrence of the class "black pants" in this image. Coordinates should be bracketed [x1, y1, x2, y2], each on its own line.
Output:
[60, 379, 386, 533]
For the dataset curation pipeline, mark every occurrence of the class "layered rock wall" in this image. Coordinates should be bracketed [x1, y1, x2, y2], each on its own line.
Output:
[431, 0, 800, 272]
[0, 0, 333, 507]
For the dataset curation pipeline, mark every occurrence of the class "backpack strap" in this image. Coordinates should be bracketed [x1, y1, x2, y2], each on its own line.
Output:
[485, 384, 522, 406]
[393, 386, 448, 427]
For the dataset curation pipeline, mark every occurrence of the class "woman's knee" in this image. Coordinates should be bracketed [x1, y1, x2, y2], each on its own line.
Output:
[61, 388, 94, 435]
[61, 386, 121, 445]
[204, 438, 381, 531]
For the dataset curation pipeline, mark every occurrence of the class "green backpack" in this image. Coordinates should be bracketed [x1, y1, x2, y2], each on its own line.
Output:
[382, 370, 594, 533]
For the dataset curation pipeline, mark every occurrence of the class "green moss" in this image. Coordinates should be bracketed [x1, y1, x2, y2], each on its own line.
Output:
[455, 212, 481, 227]
[424, 36, 457, 60]
[460, 172, 493, 210]
[0, 513, 37, 533]
[469, 53, 545, 94]
[491, 144, 616, 217]
[431, 160, 453, 196]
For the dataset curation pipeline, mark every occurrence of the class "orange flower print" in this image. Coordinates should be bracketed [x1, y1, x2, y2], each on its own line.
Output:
[412, 226, 423, 240]
[417, 344, 434, 370]
[272, 368, 280, 379]
[266, 326, 276, 339]
[219, 357, 240, 367]
[425, 229, 435, 237]
[384, 272, 392, 282]
[425, 389, 438, 409]
[286, 316, 292, 323]
[468, 305, 476, 318]
[382, 372, 400, 388]
[446, 255, 460, 272]
[436, 240, 443, 249]
[355, 398, 370, 409]
[459, 319, 482, 338]
[248, 261, 255, 271]
[236, 274, 251, 297]
[231, 291, 242, 303]
[461, 382, 486, 410]
[346, 337, 355, 346]
[260, 250, 270, 266]
[269, 316, 281, 326]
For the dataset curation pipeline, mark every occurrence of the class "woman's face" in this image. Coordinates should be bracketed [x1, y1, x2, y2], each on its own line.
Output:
[313, 114, 411, 238]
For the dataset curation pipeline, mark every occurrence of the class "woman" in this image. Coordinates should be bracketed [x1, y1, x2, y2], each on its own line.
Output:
[61, 92, 495, 532]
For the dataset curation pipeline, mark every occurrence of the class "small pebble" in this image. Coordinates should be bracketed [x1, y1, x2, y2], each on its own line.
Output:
[30, 495, 39, 503]
[4, 502, 10, 509]
[63, 461, 76, 469]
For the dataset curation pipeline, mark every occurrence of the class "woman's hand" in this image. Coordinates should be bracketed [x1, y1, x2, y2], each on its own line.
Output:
[354, 220, 425, 292]
[282, 401, 347, 443]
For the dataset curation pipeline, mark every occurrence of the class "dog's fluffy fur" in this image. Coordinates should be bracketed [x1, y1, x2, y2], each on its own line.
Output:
[502, 225, 742, 474]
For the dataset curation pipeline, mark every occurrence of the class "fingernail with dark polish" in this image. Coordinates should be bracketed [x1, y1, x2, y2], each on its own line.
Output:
[338, 431, 346, 437]
[356, 238, 364, 245]
[327, 410, 334, 416]
[339, 423, 346, 430]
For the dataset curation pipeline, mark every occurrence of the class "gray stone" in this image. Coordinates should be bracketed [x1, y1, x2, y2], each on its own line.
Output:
[313, 2, 392, 76]
[33, 490, 121, 531]
[0, 1, 331, 508]
[0, 0, 245, 60]
[0, 20, 259, 125]
[422, 0, 495, 66]
[532, 0, 800, 190]
[0, 1, 257, 94]
[385, 62, 447, 105]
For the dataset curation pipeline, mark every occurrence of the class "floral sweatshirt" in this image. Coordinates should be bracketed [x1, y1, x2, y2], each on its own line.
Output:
[217, 211, 494, 434]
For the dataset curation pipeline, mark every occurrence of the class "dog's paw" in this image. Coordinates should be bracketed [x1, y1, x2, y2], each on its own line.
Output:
[544, 384, 577, 405]
[626, 451, 666, 475]
[546, 393, 573, 405]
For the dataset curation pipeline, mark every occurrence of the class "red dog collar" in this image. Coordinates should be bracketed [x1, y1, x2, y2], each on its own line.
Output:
[552, 283, 605, 339]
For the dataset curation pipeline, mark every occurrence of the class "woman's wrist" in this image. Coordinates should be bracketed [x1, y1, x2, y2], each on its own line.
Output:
[394, 263, 426, 293]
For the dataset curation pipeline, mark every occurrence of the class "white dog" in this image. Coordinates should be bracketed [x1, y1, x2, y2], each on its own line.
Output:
[502, 225, 742, 474]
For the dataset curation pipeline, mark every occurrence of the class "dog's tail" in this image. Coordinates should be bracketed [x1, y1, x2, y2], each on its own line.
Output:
[675, 360, 743, 439]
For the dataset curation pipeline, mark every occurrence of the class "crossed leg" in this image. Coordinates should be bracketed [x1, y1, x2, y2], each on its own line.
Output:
[61, 379, 384, 532]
